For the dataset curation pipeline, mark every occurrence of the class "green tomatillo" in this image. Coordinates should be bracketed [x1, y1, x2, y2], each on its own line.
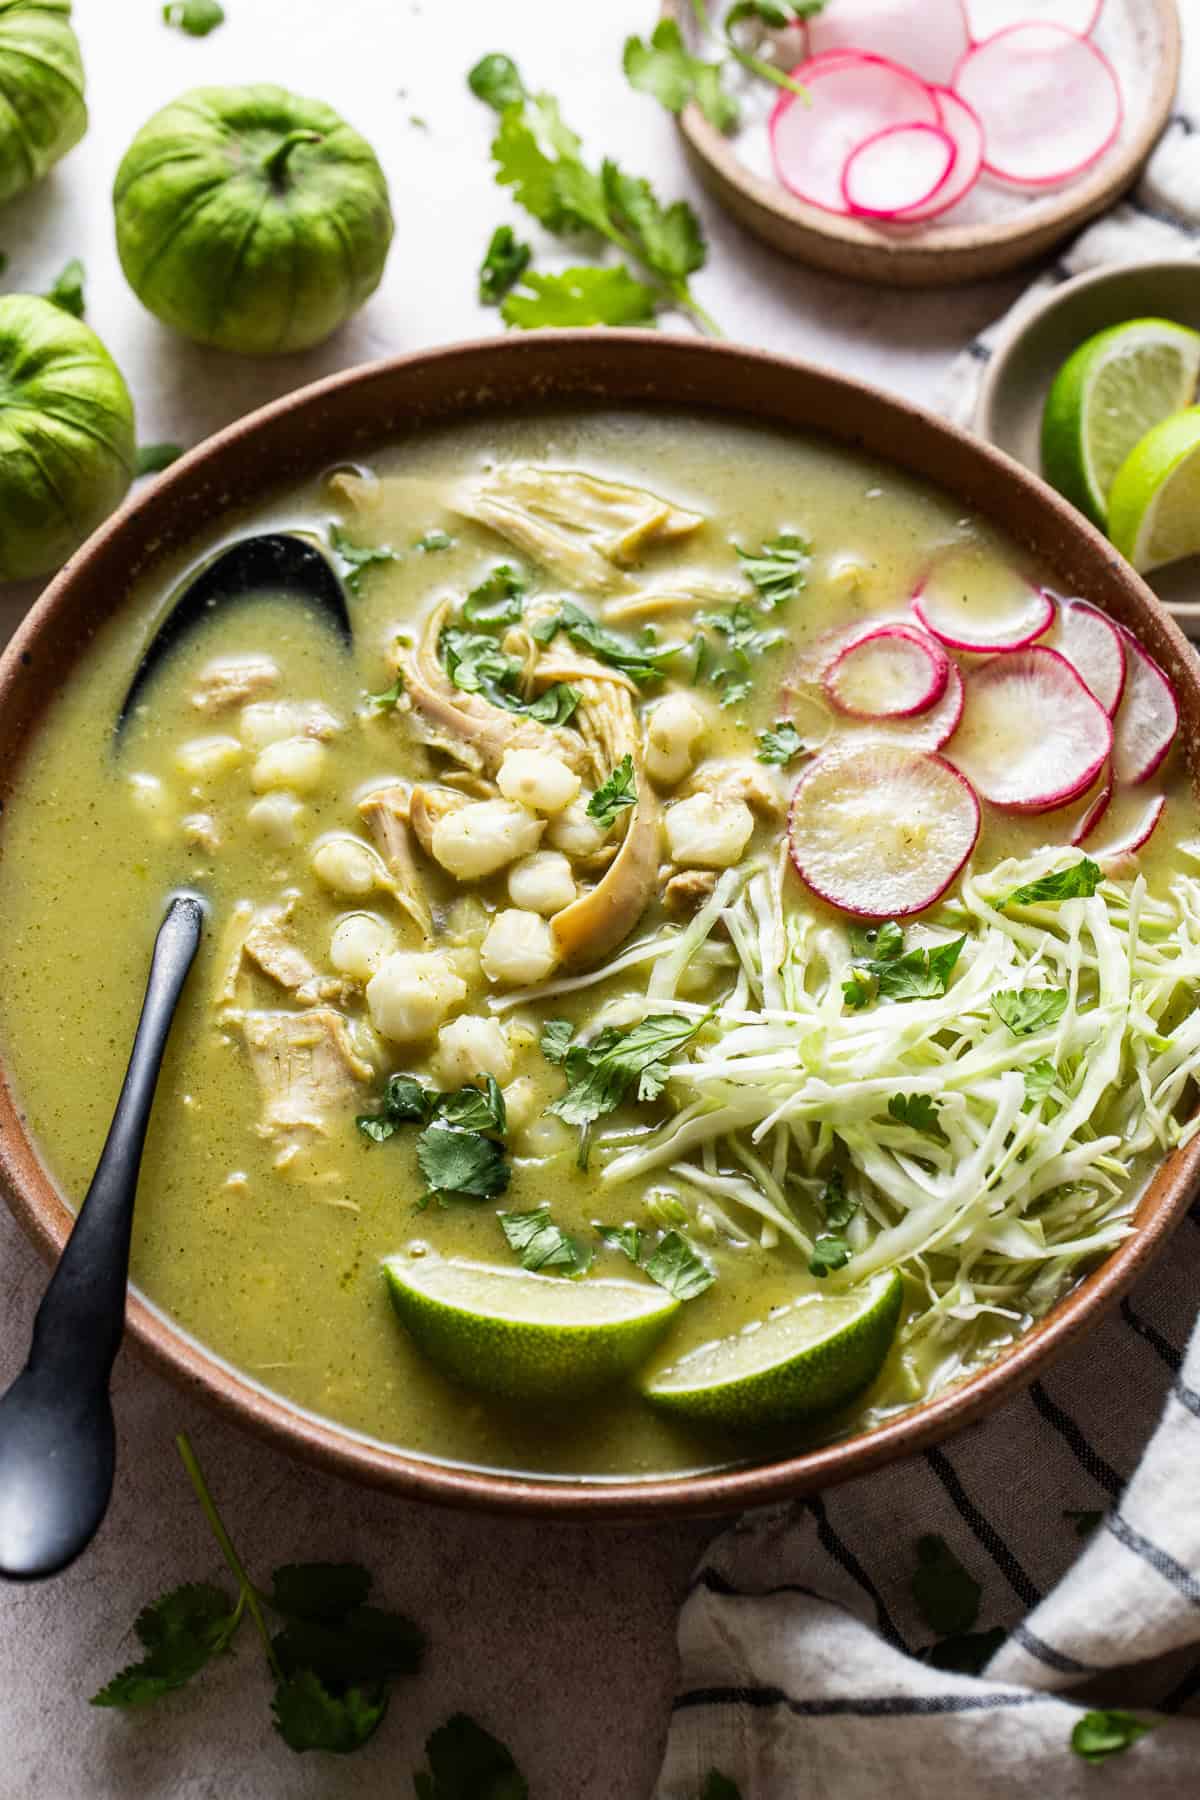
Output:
[112, 84, 393, 356]
[0, 0, 87, 204]
[0, 295, 135, 580]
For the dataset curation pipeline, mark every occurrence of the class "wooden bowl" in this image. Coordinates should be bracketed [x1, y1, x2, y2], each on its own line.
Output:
[1, 331, 1197, 1519]
[975, 256, 1200, 634]
[662, 0, 1181, 288]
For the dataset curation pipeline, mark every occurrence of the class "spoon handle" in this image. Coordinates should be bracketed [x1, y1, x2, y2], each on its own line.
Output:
[25, 893, 204, 1387]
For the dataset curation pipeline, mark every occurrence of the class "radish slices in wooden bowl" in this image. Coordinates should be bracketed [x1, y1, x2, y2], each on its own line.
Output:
[785, 575, 1178, 919]
[769, 0, 1123, 227]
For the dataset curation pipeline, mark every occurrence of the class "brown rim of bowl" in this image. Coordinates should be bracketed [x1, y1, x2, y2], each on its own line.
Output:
[660, 0, 1181, 288]
[1, 330, 1198, 1520]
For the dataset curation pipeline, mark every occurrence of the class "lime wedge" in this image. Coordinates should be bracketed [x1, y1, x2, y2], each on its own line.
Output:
[383, 1252, 679, 1402]
[1041, 318, 1200, 527]
[641, 1270, 903, 1431]
[1107, 406, 1200, 573]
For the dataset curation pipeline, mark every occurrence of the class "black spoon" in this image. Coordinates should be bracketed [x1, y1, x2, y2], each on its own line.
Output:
[0, 893, 204, 1581]
[116, 532, 351, 735]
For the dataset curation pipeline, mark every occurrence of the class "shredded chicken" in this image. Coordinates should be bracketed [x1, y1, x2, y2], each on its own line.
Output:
[357, 785, 433, 937]
[685, 758, 787, 818]
[408, 784, 469, 859]
[235, 1007, 373, 1168]
[220, 900, 349, 1007]
[663, 867, 718, 914]
[601, 577, 742, 625]
[455, 466, 703, 593]
[191, 654, 280, 714]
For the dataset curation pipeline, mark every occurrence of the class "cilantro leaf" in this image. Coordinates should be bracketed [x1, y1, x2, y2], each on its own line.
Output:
[273, 1606, 424, 1685]
[996, 857, 1102, 911]
[848, 920, 903, 961]
[1023, 1058, 1057, 1106]
[271, 1668, 387, 1755]
[736, 534, 809, 608]
[820, 1168, 855, 1231]
[844, 931, 965, 1009]
[549, 1013, 703, 1132]
[269, 1563, 371, 1622]
[588, 755, 638, 829]
[598, 1223, 643, 1262]
[755, 719, 804, 766]
[526, 682, 580, 725]
[463, 564, 526, 626]
[44, 256, 85, 317]
[329, 525, 396, 596]
[163, 0, 224, 33]
[700, 1775, 744, 1800]
[623, 20, 739, 133]
[1064, 1507, 1104, 1538]
[415, 1712, 528, 1800]
[91, 1582, 237, 1707]
[887, 1092, 947, 1144]
[540, 1019, 575, 1065]
[808, 1236, 851, 1278]
[926, 1626, 1005, 1675]
[548, 600, 679, 683]
[644, 1229, 714, 1299]
[436, 1077, 507, 1136]
[602, 159, 706, 282]
[357, 1074, 436, 1142]
[696, 601, 785, 707]
[367, 676, 405, 713]
[911, 1535, 981, 1637]
[499, 1206, 593, 1275]
[416, 1122, 511, 1201]
[1071, 1710, 1155, 1764]
[135, 443, 183, 477]
[440, 625, 524, 707]
[416, 529, 453, 552]
[467, 53, 527, 112]
[991, 988, 1069, 1037]
[479, 225, 532, 306]
[502, 265, 659, 330]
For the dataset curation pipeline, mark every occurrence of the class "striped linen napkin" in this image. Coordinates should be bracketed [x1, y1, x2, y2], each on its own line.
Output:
[655, 39, 1200, 1800]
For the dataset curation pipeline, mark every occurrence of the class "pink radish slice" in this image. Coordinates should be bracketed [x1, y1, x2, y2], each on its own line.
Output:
[770, 54, 940, 215]
[843, 123, 956, 219]
[948, 647, 1112, 812]
[843, 659, 966, 753]
[963, 0, 1103, 41]
[891, 87, 984, 223]
[1068, 764, 1113, 846]
[1050, 599, 1126, 715]
[913, 559, 1055, 653]
[807, 0, 970, 86]
[788, 745, 980, 918]
[1088, 791, 1167, 865]
[1111, 630, 1179, 785]
[824, 623, 950, 717]
[952, 25, 1122, 189]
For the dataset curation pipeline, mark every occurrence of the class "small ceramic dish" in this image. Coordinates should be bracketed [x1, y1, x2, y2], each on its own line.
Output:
[976, 256, 1200, 631]
[661, 0, 1180, 288]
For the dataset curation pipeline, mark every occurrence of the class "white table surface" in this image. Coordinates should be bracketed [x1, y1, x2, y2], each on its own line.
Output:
[0, 2, 1044, 1794]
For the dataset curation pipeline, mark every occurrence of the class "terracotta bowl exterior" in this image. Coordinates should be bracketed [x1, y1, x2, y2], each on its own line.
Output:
[0, 331, 1197, 1519]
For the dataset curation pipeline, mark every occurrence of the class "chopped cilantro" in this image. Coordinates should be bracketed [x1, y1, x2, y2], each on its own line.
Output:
[587, 754, 638, 829]
[755, 719, 805, 766]
[163, 0, 224, 33]
[623, 20, 738, 132]
[597, 1223, 643, 1263]
[499, 1206, 592, 1275]
[819, 1168, 855, 1232]
[415, 529, 453, 552]
[503, 264, 659, 330]
[462, 563, 526, 626]
[644, 1229, 715, 1299]
[1071, 1710, 1155, 1764]
[359, 1077, 511, 1202]
[436, 1076, 507, 1135]
[996, 857, 1102, 911]
[887, 1092, 947, 1144]
[526, 682, 580, 725]
[416, 1122, 510, 1202]
[44, 256, 85, 317]
[539, 599, 679, 684]
[414, 1712, 528, 1799]
[366, 675, 405, 713]
[1023, 1058, 1057, 1107]
[467, 52, 527, 112]
[135, 443, 184, 477]
[548, 1013, 705, 1147]
[843, 925, 965, 1010]
[539, 1018, 575, 1065]
[991, 988, 1069, 1037]
[808, 1236, 851, 1278]
[478, 225, 532, 306]
[911, 1534, 981, 1637]
[736, 533, 809, 609]
[329, 525, 397, 596]
[356, 1073, 436, 1141]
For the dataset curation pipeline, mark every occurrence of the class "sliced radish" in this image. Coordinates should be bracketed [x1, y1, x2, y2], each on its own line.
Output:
[770, 54, 939, 216]
[1088, 790, 1167, 866]
[963, 0, 1104, 42]
[948, 647, 1112, 812]
[843, 123, 957, 219]
[823, 623, 949, 718]
[913, 555, 1055, 653]
[1068, 763, 1113, 846]
[952, 25, 1122, 190]
[788, 745, 980, 919]
[1111, 630, 1179, 786]
[844, 660, 966, 753]
[807, 0, 970, 86]
[891, 87, 984, 223]
[1050, 599, 1126, 715]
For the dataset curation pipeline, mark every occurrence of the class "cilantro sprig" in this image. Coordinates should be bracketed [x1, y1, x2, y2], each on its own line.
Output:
[588, 755, 638, 829]
[842, 923, 965, 1011]
[807, 1168, 855, 1278]
[544, 1012, 708, 1166]
[357, 1074, 511, 1203]
[329, 525, 397, 596]
[415, 1713, 529, 1798]
[535, 599, 680, 685]
[92, 1435, 422, 1755]
[468, 54, 719, 335]
[500, 1205, 593, 1276]
[438, 579, 581, 723]
[624, 6, 820, 135]
[991, 988, 1069, 1037]
[736, 533, 809, 608]
[755, 719, 805, 766]
[995, 857, 1101, 911]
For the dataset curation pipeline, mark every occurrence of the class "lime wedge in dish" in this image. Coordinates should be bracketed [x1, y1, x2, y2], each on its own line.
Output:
[641, 1270, 903, 1431]
[1041, 318, 1200, 528]
[383, 1252, 679, 1402]
[1107, 406, 1200, 574]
